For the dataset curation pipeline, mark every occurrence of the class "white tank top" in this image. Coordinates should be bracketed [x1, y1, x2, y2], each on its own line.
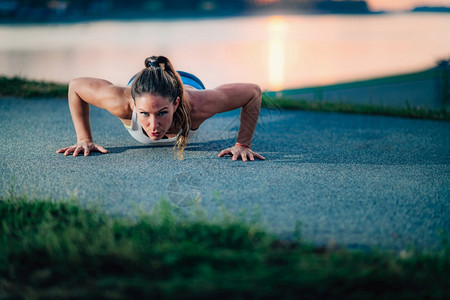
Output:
[124, 107, 196, 145]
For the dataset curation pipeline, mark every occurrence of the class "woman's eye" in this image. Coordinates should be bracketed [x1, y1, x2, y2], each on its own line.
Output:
[158, 111, 168, 116]
[140, 112, 149, 117]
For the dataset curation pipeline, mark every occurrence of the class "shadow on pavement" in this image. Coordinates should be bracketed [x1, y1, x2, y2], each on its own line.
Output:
[107, 139, 235, 154]
[106, 145, 170, 154]
[187, 139, 234, 151]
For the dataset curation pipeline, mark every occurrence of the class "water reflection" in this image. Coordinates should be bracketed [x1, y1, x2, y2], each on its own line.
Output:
[0, 14, 449, 91]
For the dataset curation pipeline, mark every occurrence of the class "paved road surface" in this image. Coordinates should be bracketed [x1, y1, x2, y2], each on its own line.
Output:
[1, 97, 449, 250]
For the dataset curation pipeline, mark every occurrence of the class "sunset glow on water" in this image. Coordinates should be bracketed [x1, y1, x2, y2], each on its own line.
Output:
[267, 16, 288, 91]
[1, 12, 449, 91]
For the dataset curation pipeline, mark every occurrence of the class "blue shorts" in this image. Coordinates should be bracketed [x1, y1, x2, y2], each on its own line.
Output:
[128, 71, 205, 90]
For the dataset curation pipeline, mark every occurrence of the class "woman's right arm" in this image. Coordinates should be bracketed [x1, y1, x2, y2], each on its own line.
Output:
[56, 77, 131, 157]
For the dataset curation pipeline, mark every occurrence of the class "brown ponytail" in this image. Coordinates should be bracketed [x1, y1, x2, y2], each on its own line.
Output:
[131, 56, 191, 160]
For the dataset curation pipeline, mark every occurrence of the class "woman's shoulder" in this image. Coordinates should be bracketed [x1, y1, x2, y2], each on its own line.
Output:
[186, 83, 261, 124]
[103, 85, 134, 120]
[185, 88, 218, 126]
[185, 87, 227, 109]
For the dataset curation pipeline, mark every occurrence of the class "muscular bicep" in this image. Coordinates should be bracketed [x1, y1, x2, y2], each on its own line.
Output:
[200, 83, 262, 116]
[69, 77, 131, 118]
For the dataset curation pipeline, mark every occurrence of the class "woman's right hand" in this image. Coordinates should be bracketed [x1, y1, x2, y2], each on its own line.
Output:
[56, 139, 108, 157]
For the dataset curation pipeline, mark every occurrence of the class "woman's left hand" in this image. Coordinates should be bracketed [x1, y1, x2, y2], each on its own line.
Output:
[218, 145, 265, 161]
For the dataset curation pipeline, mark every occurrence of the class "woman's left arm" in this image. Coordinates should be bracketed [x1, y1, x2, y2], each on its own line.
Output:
[197, 83, 265, 161]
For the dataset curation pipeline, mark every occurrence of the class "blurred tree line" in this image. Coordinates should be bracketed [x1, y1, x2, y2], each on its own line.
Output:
[0, 0, 372, 21]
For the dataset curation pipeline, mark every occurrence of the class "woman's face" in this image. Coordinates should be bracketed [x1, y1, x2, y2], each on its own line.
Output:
[135, 94, 179, 140]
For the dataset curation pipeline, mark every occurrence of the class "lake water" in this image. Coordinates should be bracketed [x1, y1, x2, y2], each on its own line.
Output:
[1, 13, 449, 91]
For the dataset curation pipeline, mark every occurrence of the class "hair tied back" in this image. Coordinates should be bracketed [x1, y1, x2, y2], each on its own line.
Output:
[147, 59, 165, 70]
[135, 55, 190, 160]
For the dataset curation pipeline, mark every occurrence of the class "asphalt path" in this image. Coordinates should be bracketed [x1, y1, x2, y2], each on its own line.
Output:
[1, 97, 449, 250]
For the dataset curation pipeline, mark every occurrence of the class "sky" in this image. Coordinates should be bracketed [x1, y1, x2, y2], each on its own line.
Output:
[365, 0, 450, 11]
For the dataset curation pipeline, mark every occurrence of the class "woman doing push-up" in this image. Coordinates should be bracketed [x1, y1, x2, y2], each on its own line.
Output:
[57, 55, 265, 161]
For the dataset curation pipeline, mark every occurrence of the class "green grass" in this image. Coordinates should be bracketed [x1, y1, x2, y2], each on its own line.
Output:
[1, 195, 449, 299]
[0, 76, 68, 98]
[0, 76, 449, 120]
[262, 94, 450, 121]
